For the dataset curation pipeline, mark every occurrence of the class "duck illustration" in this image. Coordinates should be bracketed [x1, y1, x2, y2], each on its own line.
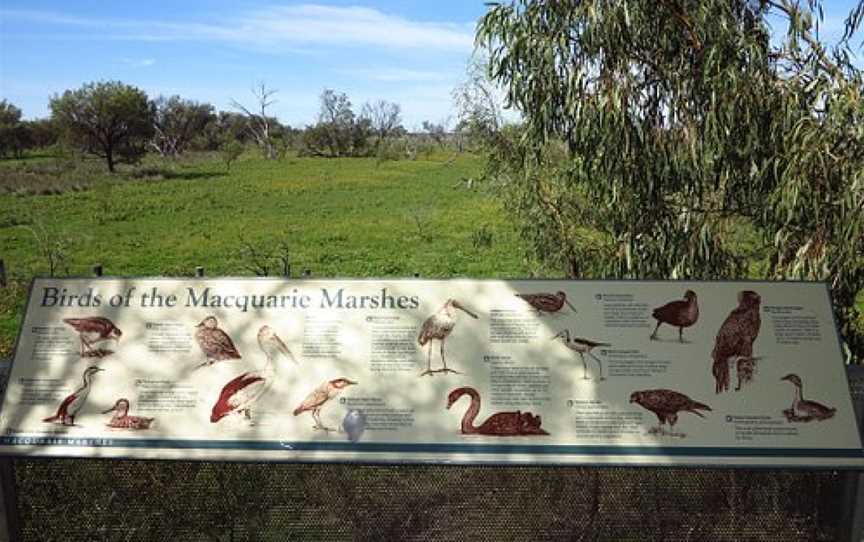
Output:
[417, 299, 479, 376]
[194, 316, 241, 369]
[781, 374, 836, 422]
[447, 387, 549, 436]
[650, 290, 698, 342]
[515, 291, 577, 315]
[102, 399, 155, 430]
[210, 325, 298, 424]
[43, 366, 104, 426]
[63, 317, 122, 357]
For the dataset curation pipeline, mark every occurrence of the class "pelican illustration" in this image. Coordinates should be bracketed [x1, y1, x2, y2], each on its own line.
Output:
[417, 299, 479, 376]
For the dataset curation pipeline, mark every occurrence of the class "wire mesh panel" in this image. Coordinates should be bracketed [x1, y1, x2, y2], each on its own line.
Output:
[10, 459, 851, 541]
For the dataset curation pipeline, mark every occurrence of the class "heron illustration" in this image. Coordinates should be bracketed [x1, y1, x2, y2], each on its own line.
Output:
[417, 299, 479, 376]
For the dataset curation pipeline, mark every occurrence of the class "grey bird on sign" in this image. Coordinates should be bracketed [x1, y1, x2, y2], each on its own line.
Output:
[342, 409, 367, 443]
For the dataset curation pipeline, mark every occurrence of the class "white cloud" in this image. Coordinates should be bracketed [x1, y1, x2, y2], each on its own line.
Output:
[121, 58, 156, 68]
[1, 4, 476, 53]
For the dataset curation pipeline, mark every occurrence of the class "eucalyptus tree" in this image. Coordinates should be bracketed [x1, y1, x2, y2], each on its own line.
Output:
[50, 81, 154, 172]
[477, 1, 864, 360]
[150, 96, 215, 157]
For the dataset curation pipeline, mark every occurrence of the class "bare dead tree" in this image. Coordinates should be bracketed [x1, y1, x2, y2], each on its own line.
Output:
[360, 100, 402, 149]
[230, 83, 278, 160]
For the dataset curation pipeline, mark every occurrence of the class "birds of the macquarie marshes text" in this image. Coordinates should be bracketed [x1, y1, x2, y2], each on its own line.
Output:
[417, 299, 479, 376]
[711, 291, 762, 393]
[293, 378, 357, 431]
[629, 389, 712, 438]
[43, 366, 104, 426]
[447, 387, 548, 436]
[551, 329, 610, 381]
[650, 290, 699, 343]
[780, 374, 836, 422]
[515, 291, 577, 316]
[102, 399, 155, 430]
[210, 325, 298, 424]
[194, 316, 241, 369]
[63, 317, 122, 358]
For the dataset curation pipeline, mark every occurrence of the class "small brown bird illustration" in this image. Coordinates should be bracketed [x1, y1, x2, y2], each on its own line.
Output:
[293, 378, 357, 431]
[102, 399, 155, 430]
[650, 290, 699, 342]
[194, 316, 241, 369]
[515, 291, 577, 315]
[630, 389, 712, 437]
[552, 329, 610, 380]
[417, 299, 479, 376]
[63, 317, 122, 357]
[447, 387, 549, 436]
[711, 291, 762, 393]
[781, 374, 836, 422]
[43, 366, 104, 426]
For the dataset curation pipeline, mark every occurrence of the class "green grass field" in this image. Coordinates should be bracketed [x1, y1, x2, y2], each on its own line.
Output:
[0, 151, 530, 357]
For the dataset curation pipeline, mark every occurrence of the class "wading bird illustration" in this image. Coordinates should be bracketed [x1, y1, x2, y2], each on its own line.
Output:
[711, 291, 762, 393]
[43, 366, 104, 426]
[650, 290, 699, 343]
[417, 299, 479, 376]
[293, 378, 357, 431]
[447, 387, 549, 436]
[342, 409, 368, 443]
[552, 329, 610, 381]
[629, 389, 712, 437]
[194, 316, 241, 369]
[63, 317, 122, 358]
[102, 399, 155, 430]
[210, 325, 298, 424]
[515, 291, 577, 316]
[780, 374, 836, 422]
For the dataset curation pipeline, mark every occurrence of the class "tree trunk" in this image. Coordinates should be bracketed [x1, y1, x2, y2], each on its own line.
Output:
[106, 147, 115, 172]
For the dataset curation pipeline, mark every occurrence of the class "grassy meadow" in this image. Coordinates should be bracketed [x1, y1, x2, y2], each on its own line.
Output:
[0, 149, 531, 357]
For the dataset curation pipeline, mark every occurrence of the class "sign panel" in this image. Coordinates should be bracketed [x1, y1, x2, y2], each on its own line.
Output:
[0, 277, 861, 467]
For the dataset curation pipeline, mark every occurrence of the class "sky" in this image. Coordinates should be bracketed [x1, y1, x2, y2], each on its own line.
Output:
[1, 1, 861, 128]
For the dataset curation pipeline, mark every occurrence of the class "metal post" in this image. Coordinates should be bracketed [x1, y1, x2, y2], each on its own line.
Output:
[0, 259, 6, 288]
[413, 273, 420, 278]
[195, 266, 205, 278]
[0, 359, 20, 542]
[844, 365, 864, 542]
[92, 264, 103, 277]
[302, 269, 311, 278]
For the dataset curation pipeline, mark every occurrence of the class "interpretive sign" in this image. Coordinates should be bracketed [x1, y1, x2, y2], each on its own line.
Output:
[0, 277, 861, 467]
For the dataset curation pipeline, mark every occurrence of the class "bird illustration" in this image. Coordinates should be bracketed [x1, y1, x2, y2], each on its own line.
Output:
[43, 366, 104, 426]
[447, 387, 549, 436]
[515, 291, 577, 316]
[551, 329, 610, 381]
[629, 389, 712, 437]
[342, 409, 368, 442]
[102, 399, 155, 430]
[210, 325, 298, 424]
[711, 291, 762, 393]
[780, 374, 836, 422]
[63, 317, 122, 358]
[417, 299, 479, 376]
[293, 378, 357, 431]
[194, 316, 241, 369]
[650, 290, 699, 343]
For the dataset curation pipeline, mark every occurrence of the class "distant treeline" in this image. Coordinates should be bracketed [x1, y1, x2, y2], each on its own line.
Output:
[0, 82, 473, 171]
